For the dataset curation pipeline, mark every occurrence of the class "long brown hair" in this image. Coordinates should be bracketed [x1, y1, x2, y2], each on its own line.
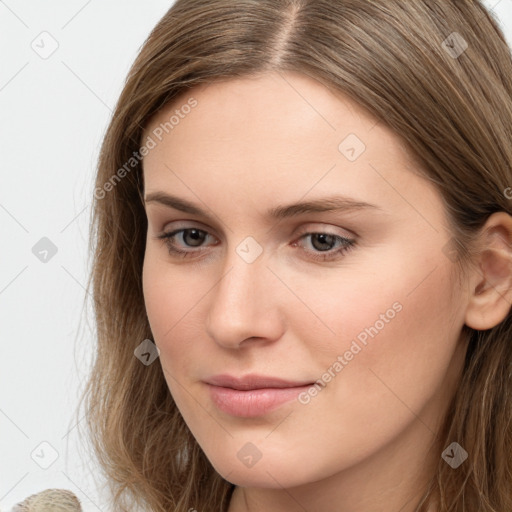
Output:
[78, 1, 512, 510]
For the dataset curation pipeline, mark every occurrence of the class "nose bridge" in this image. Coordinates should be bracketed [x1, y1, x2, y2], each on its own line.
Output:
[212, 242, 267, 321]
[205, 238, 282, 347]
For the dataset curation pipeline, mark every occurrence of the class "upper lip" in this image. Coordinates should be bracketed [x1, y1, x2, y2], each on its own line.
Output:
[205, 374, 314, 390]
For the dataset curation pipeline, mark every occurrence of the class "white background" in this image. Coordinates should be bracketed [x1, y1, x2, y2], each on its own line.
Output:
[1, 1, 511, 510]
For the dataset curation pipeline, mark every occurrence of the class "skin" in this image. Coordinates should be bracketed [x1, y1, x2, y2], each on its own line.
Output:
[141, 71, 512, 512]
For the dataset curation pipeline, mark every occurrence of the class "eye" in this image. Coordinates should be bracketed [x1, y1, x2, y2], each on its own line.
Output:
[156, 227, 217, 258]
[293, 232, 356, 262]
[154, 227, 356, 262]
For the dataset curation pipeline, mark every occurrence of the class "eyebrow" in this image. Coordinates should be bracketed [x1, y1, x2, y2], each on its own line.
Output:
[144, 191, 381, 219]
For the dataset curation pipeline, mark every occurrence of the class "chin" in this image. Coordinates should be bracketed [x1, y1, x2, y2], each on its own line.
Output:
[206, 449, 323, 489]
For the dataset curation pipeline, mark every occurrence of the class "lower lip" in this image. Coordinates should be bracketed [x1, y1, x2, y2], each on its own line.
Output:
[206, 383, 313, 417]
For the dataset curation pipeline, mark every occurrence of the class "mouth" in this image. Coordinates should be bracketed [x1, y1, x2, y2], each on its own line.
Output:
[204, 374, 315, 417]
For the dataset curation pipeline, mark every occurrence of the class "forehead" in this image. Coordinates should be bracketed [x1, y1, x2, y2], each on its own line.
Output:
[143, 71, 384, 150]
[141, 71, 438, 225]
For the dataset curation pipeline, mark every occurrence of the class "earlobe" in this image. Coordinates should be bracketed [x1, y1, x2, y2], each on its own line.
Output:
[464, 212, 512, 331]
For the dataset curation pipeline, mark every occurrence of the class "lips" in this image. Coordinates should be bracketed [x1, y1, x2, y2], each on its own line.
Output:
[204, 373, 315, 417]
[204, 373, 314, 390]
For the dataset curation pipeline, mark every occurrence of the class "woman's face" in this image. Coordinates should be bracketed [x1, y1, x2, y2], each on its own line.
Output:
[141, 71, 470, 505]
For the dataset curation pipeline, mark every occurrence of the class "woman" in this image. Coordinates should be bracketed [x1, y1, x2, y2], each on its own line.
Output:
[79, 1, 512, 511]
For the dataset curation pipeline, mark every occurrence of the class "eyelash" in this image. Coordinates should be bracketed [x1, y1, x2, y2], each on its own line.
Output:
[155, 227, 356, 262]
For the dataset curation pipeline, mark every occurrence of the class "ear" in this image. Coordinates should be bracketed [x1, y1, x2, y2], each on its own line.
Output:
[465, 211, 512, 330]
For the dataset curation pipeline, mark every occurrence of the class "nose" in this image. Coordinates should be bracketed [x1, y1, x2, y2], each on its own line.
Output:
[205, 244, 285, 349]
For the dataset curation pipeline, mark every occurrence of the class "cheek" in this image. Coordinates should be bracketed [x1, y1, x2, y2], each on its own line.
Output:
[143, 251, 181, 348]
[142, 250, 216, 379]
[282, 237, 458, 367]
[292, 251, 462, 436]
[143, 259, 180, 340]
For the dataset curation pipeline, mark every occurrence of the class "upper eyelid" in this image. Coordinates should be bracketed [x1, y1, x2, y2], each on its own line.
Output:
[158, 219, 356, 237]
